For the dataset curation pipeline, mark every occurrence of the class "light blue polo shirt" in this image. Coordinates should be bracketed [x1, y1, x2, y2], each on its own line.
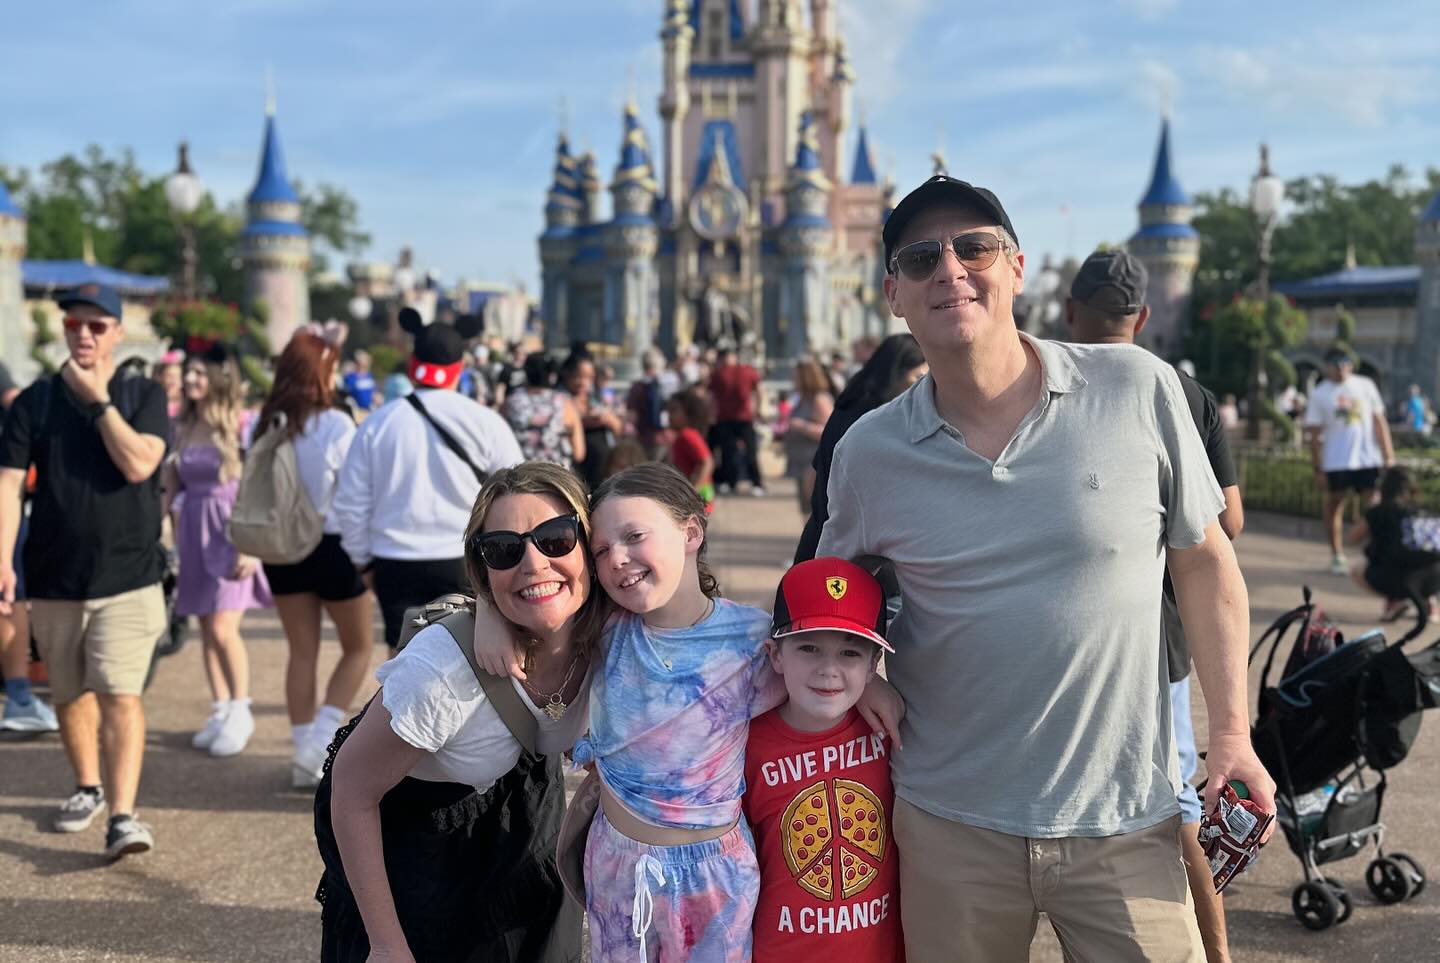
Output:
[818, 334, 1224, 837]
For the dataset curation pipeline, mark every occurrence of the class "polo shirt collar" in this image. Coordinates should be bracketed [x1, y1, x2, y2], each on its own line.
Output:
[905, 331, 1088, 444]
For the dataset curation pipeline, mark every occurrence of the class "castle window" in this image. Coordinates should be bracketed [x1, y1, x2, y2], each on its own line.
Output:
[708, 10, 724, 59]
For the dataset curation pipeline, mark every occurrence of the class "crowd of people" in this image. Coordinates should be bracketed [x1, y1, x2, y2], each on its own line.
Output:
[17, 172, 1440, 963]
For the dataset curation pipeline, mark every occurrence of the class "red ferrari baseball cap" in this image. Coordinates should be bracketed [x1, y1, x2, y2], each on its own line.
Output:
[772, 557, 892, 652]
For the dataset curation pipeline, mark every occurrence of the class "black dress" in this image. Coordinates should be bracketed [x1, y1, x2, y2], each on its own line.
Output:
[313, 707, 582, 963]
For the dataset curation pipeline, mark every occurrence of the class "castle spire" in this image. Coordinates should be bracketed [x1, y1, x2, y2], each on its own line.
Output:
[0, 179, 20, 218]
[1139, 117, 1188, 208]
[612, 101, 658, 195]
[544, 131, 584, 231]
[248, 108, 301, 207]
[788, 111, 831, 193]
[850, 125, 877, 185]
[241, 91, 310, 350]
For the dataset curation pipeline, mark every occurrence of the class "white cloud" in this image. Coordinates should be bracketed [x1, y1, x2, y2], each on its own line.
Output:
[837, 0, 933, 108]
[1134, 59, 1179, 115]
[1118, 0, 1180, 19]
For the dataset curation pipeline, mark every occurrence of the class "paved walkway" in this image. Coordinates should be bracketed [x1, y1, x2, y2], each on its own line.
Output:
[3, 478, 1439, 961]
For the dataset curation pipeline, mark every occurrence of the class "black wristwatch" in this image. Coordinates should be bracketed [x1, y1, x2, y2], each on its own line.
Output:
[86, 400, 114, 423]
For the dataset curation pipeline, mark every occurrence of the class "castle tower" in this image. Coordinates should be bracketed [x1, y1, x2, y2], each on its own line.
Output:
[0, 177, 28, 380]
[752, 0, 812, 196]
[777, 111, 833, 357]
[1127, 117, 1199, 358]
[240, 100, 311, 351]
[1411, 189, 1440, 400]
[605, 102, 660, 358]
[658, 0, 693, 221]
[579, 150, 603, 225]
[539, 133, 584, 349]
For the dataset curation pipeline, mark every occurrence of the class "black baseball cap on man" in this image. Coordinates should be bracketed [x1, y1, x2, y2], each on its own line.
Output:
[882, 174, 1020, 266]
[1070, 250, 1149, 315]
[57, 282, 124, 320]
[1323, 346, 1354, 367]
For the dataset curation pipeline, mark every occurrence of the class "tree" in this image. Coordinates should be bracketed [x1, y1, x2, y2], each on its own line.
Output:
[297, 180, 371, 274]
[1213, 293, 1308, 441]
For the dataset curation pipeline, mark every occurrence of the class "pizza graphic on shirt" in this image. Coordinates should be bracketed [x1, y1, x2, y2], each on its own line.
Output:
[780, 777, 887, 900]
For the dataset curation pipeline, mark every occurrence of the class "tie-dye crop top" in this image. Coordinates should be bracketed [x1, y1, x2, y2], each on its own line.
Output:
[572, 598, 786, 829]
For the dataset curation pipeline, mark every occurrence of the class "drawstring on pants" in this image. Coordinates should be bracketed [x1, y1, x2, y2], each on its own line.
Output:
[631, 853, 667, 960]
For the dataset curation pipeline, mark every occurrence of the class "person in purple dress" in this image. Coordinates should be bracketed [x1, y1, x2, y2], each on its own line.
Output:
[162, 345, 272, 758]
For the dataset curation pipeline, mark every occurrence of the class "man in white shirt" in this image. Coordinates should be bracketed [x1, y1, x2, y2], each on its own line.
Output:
[333, 309, 523, 648]
[1303, 347, 1394, 575]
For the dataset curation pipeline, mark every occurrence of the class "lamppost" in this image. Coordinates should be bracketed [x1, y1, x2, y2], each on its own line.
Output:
[164, 141, 203, 301]
[1246, 143, 1285, 440]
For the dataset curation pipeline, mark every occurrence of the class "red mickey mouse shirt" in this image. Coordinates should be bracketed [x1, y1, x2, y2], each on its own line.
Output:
[743, 707, 903, 962]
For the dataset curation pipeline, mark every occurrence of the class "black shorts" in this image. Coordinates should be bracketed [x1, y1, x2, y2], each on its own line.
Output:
[1326, 468, 1381, 494]
[371, 556, 469, 649]
[262, 534, 366, 602]
[1365, 563, 1440, 602]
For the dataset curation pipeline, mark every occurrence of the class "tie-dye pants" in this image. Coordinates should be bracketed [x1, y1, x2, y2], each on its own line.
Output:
[584, 807, 760, 962]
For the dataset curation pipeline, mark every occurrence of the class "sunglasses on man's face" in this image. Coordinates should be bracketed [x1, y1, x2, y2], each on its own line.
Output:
[63, 316, 116, 337]
[889, 232, 1008, 283]
[468, 514, 581, 570]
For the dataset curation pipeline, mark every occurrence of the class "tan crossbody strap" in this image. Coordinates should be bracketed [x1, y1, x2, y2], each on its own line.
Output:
[434, 611, 540, 755]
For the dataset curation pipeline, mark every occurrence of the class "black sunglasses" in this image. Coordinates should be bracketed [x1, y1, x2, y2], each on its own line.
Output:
[468, 514, 581, 570]
[889, 231, 1008, 282]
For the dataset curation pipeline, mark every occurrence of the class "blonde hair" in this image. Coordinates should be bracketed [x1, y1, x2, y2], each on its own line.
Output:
[590, 462, 720, 598]
[463, 462, 610, 658]
[180, 356, 245, 483]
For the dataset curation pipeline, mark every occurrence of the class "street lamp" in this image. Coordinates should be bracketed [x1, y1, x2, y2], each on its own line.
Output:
[1246, 142, 1284, 440]
[164, 141, 203, 301]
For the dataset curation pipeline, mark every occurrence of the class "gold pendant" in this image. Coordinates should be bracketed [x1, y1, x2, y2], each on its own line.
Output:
[544, 695, 567, 721]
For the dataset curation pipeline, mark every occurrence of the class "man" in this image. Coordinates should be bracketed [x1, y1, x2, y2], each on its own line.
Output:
[0, 284, 169, 859]
[1404, 383, 1431, 436]
[342, 349, 377, 412]
[625, 349, 668, 458]
[333, 309, 522, 650]
[709, 346, 765, 496]
[817, 175, 1274, 961]
[1065, 249, 1245, 963]
[1303, 348, 1393, 575]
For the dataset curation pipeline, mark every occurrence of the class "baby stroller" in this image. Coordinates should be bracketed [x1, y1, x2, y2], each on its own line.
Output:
[1249, 586, 1440, 930]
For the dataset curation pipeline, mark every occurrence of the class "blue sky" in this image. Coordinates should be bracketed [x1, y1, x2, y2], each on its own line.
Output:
[3, 0, 1437, 293]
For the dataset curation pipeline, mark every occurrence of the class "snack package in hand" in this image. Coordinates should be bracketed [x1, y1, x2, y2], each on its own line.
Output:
[1198, 781, 1274, 894]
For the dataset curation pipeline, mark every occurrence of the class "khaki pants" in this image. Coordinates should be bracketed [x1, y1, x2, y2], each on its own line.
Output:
[29, 584, 166, 704]
[894, 798, 1203, 962]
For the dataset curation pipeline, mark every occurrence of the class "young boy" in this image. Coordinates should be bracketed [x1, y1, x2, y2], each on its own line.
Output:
[744, 557, 903, 962]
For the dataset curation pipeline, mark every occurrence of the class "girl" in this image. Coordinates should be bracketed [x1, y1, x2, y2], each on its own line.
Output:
[666, 389, 715, 512]
[1348, 466, 1440, 619]
[254, 330, 374, 788]
[165, 345, 272, 758]
[478, 462, 902, 961]
[781, 359, 835, 519]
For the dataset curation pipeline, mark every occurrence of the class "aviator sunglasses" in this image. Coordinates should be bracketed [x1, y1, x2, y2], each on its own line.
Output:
[468, 514, 581, 570]
[63, 316, 117, 337]
[889, 231, 1008, 282]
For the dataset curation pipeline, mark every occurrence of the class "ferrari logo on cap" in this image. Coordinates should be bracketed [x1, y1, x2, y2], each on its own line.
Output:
[826, 577, 847, 600]
[80, 284, 98, 297]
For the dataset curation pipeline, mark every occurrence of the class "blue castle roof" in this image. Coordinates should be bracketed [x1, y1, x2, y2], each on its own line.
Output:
[0, 179, 21, 218]
[1139, 119, 1188, 208]
[793, 112, 823, 173]
[850, 127, 877, 185]
[615, 103, 655, 183]
[22, 260, 169, 296]
[1423, 190, 1440, 224]
[1275, 265, 1421, 300]
[1132, 221, 1198, 241]
[690, 0, 744, 42]
[249, 113, 302, 207]
[241, 219, 309, 238]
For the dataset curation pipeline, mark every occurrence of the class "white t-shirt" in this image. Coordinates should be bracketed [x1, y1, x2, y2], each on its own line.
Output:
[291, 409, 356, 534]
[375, 623, 590, 791]
[1303, 375, 1386, 472]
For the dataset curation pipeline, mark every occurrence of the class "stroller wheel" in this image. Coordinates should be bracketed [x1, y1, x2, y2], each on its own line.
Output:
[1321, 877, 1353, 923]
[1292, 881, 1340, 931]
[1366, 857, 1414, 904]
[1387, 852, 1426, 899]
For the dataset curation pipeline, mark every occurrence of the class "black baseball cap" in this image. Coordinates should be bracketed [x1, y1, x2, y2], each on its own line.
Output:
[1070, 250, 1148, 315]
[1324, 346, 1354, 366]
[883, 175, 1019, 266]
[57, 282, 123, 320]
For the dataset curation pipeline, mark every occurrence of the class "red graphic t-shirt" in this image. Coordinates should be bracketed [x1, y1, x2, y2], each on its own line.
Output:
[710, 363, 759, 422]
[743, 707, 903, 962]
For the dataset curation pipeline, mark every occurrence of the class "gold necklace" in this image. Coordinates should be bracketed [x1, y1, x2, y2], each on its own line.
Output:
[521, 649, 587, 720]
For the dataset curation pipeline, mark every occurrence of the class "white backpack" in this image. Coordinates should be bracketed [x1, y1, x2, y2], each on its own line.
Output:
[227, 413, 325, 564]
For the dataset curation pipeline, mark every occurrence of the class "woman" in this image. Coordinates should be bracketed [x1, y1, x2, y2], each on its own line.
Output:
[316, 462, 601, 962]
[255, 331, 375, 788]
[153, 350, 184, 420]
[501, 354, 585, 470]
[782, 358, 835, 518]
[561, 352, 622, 491]
[164, 346, 273, 757]
[793, 333, 928, 563]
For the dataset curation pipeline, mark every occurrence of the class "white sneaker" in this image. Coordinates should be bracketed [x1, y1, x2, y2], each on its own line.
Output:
[750, 486, 767, 497]
[291, 731, 331, 789]
[209, 700, 254, 757]
[1329, 554, 1349, 576]
[191, 702, 229, 750]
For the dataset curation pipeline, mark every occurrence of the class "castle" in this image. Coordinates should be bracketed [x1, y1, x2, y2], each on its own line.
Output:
[538, 0, 891, 362]
[240, 100, 312, 351]
[1128, 118, 1200, 359]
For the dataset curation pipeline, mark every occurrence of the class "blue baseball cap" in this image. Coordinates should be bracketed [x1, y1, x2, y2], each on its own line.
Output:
[57, 283, 123, 320]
